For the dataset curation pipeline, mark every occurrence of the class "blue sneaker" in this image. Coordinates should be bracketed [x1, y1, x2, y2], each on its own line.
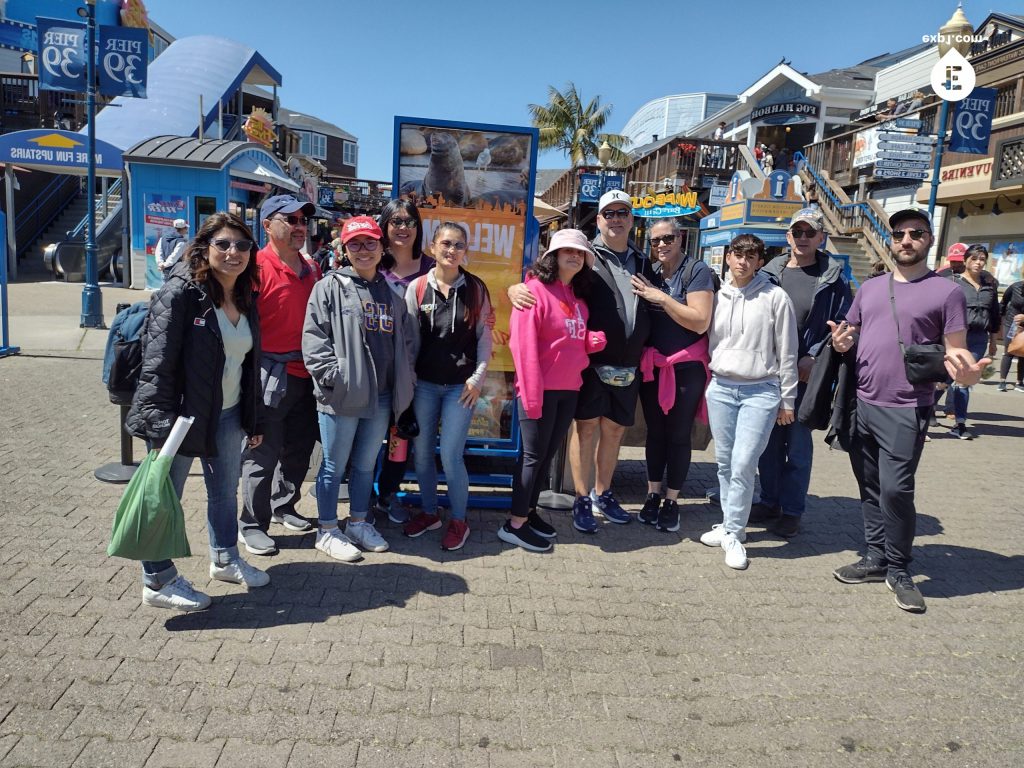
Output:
[572, 495, 598, 533]
[590, 489, 632, 524]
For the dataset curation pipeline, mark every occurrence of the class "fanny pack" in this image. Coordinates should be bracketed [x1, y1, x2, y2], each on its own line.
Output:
[889, 275, 947, 385]
[595, 364, 636, 387]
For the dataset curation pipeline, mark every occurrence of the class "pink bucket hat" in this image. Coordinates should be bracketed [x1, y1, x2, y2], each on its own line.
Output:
[542, 228, 596, 266]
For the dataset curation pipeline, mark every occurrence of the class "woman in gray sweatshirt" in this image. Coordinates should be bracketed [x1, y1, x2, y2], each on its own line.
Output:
[700, 234, 798, 570]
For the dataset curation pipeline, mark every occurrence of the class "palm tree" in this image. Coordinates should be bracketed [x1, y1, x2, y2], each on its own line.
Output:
[528, 82, 630, 167]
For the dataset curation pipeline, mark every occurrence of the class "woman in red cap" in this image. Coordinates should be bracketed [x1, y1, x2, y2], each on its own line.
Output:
[302, 216, 417, 560]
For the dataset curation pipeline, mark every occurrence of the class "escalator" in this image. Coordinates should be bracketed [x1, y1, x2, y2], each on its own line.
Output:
[44, 198, 123, 282]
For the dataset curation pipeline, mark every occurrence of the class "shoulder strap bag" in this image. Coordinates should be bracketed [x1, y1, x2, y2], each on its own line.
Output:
[889, 274, 947, 384]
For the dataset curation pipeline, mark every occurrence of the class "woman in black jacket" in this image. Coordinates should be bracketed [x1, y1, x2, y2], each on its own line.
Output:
[127, 212, 267, 612]
[998, 272, 1024, 391]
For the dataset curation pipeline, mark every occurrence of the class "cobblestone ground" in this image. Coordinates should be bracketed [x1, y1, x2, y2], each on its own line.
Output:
[1, 352, 1022, 767]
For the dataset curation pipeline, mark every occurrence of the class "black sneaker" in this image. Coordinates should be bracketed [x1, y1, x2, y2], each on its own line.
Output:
[638, 493, 661, 526]
[833, 555, 887, 584]
[747, 502, 780, 524]
[527, 510, 557, 539]
[655, 498, 680, 533]
[886, 572, 926, 613]
[497, 520, 552, 552]
[772, 513, 800, 538]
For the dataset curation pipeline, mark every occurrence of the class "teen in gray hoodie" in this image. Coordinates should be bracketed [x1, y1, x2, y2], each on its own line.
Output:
[302, 216, 416, 562]
[700, 234, 798, 571]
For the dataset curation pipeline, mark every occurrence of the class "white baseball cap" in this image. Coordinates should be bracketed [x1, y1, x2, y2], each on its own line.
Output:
[598, 189, 632, 214]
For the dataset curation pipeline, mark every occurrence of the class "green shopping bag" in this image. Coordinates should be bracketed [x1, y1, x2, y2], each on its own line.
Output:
[107, 449, 192, 561]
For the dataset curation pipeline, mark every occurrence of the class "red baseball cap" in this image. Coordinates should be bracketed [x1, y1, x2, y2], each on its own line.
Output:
[946, 243, 968, 262]
[340, 216, 383, 244]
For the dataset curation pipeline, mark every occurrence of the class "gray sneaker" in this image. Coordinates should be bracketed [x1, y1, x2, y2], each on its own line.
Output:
[237, 527, 277, 556]
[886, 572, 926, 613]
[271, 511, 313, 532]
[346, 520, 389, 552]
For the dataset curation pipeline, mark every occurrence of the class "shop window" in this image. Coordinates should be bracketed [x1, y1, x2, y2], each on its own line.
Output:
[344, 141, 358, 167]
[297, 130, 326, 160]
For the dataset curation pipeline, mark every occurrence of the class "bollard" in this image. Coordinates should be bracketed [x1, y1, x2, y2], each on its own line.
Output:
[95, 302, 139, 483]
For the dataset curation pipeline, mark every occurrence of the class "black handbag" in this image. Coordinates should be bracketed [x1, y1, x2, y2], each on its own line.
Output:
[889, 275, 947, 385]
[797, 341, 841, 430]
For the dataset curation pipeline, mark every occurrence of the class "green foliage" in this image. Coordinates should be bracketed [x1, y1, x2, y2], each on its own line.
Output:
[528, 82, 630, 167]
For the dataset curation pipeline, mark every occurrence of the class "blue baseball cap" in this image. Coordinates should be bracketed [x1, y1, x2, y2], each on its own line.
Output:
[260, 194, 315, 223]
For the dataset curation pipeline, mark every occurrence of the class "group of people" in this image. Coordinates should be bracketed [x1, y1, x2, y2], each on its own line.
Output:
[124, 187, 989, 616]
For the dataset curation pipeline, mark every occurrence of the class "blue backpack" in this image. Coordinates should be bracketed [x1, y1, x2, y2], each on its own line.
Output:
[102, 302, 149, 405]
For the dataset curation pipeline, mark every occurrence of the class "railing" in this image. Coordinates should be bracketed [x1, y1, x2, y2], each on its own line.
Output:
[15, 174, 81, 259]
[69, 179, 122, 240]
[794, 151, 893, 270]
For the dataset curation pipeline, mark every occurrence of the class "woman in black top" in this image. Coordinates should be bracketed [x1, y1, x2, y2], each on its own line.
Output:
[630, 218, 714, 532]
[998, 271, 1024, 391]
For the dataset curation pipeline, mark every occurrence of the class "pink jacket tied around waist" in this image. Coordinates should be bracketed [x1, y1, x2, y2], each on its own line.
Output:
[639, 337, 711, 422]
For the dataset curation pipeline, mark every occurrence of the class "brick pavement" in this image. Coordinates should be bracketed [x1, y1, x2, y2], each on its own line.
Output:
[1, 283, 1023, 767]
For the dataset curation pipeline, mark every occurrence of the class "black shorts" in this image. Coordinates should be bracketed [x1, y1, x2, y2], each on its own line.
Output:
[574, 367, 641, 426]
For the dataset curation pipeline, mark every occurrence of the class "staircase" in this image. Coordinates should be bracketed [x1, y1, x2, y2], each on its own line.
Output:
[29, 183, 121, 268]
[793, 152, 894, 285]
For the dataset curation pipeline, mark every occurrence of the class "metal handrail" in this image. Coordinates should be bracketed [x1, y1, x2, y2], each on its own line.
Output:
[69, 178, 122, 240]
[794, 151, 892, 248]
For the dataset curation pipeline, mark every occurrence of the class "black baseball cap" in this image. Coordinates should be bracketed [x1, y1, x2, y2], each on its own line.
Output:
[260, 194, 316, 223]
[888, 207, 932, 232]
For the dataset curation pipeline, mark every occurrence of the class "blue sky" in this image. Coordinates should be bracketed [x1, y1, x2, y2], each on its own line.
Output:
[148, 0, 968, 181]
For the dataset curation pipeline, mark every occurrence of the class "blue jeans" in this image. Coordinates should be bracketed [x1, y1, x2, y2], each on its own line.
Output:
[951, 331, 990, 424]
[706, 378, 781, 535]
[142, 405, 245, 589]
[757, 382, 813, 517]
[412, 381, 474, 520]
[316, 393, 392, 524]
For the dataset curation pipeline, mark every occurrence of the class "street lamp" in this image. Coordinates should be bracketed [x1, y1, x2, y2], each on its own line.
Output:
[926, 6, 975, 222]
[20, 52, 35, 74]
[76, 0, 104, 328]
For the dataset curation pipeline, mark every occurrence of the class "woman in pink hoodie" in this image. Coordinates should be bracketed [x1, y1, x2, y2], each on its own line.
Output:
[504, 229, 606, 552]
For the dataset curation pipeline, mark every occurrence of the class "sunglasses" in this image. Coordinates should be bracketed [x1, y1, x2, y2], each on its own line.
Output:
[601, 208, 631, 220]
[892, 229, 928, 241]
[389, 217, 418, 229]
[210, 239, 253, 253]
[650, 235, 676, 246]
[274, 214, 308, 226]
[436, 240, 467, 252]
[346, 239, 380, 253]
[790, 228, 818, 239]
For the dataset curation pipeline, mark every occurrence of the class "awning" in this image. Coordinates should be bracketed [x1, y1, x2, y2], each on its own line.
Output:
[533, 197, 567, 224]
[700, 227, 789, 247]
[230, 155, 300, 192]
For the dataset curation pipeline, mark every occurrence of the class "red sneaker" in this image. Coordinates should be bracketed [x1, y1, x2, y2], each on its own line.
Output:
[441, 519, 470, 551]
[403, 512, 442, 538]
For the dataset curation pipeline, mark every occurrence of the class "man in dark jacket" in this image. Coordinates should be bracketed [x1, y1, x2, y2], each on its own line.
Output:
[509, 190, 654, 533]
[753, 208, 852, 537]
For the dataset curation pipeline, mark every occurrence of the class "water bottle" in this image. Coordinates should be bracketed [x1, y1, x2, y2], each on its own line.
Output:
[387, 426, 408, 462]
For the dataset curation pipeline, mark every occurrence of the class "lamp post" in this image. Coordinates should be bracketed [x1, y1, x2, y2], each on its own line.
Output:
[926, 6, 975, 222]
[76, 0, 104, 328]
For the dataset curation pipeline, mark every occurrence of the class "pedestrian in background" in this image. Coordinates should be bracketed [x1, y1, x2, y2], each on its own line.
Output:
[127, 212, 268, 612]
[998, 267, 1024, 391]
[154, 218, 188, 276]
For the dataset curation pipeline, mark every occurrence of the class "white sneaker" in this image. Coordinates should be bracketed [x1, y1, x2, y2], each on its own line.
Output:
[142, 575, 211, 612]
[699, 523, 746, 547]
[722, 533, 749, 570]
[315, 527, 363, 562]
[346, 520, 390, 553]
[210, 557, 270, 588]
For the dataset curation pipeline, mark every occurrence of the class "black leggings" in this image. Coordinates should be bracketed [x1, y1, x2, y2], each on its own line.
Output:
[640, 361, 707, 491]
[1000, 345, 1023, 383]
[512, 390, 578, 518]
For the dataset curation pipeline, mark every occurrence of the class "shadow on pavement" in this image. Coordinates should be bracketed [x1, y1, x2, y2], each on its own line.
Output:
[915, 544, 1024, 598]
[163, 561, 468, 631]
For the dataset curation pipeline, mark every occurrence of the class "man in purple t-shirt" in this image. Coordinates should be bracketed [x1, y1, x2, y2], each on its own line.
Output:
[828, 208, 988, 614]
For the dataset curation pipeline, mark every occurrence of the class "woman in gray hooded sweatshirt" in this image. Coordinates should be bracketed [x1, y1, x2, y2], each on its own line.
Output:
[700, 234, 798, 570]
[303, 216, 416, 561]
